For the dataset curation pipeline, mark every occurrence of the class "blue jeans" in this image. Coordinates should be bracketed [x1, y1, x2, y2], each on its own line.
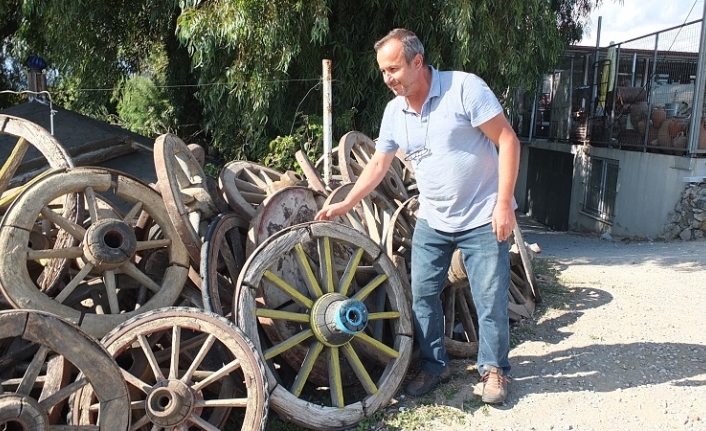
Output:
[410, 218, 511, 376]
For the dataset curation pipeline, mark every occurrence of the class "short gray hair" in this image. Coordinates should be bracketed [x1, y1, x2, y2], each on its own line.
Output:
[374, 28, 425, 65]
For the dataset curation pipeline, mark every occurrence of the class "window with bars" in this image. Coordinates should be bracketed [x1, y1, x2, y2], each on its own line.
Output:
[583, 157, 619, 222]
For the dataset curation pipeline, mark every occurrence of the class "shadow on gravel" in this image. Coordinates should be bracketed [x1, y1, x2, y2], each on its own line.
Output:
[509, 341, 706, 400]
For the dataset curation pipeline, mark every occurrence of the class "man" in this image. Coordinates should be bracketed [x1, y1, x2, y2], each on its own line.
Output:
[315, 28, 520, 403]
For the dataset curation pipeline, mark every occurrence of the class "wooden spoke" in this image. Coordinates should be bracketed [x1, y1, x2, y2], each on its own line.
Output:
[290, 341, 324, 396]
[181, 334, 216, 384]
[341, 343, 377, 395]
[328, 347, 344, 408]
[234, 221, 412, 430]
[263, 329, 314, 361]
[135, 238, 172, 251]
[83, 307, 268, 431]
[294, 243, 324, 298]
[263, 270, 314, 309]
[27, 246, 84, 261]
[40, 205, 86, 240]
[17, 345, 50, 395]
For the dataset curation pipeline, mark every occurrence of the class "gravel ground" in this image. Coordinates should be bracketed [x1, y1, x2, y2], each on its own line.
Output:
[391, 216, 706, 431]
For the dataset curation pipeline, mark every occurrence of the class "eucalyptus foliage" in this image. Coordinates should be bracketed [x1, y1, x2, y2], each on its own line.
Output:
[1, 0, 611, 161]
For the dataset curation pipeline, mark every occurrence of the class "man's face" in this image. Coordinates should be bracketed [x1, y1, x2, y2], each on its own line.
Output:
[376, 39, 421, 97]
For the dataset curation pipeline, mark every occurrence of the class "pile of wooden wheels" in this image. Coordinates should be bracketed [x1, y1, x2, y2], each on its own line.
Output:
[0, 118, 538, 430]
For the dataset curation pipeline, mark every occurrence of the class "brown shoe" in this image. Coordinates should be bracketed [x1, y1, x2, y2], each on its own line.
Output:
[481, 366, 509, 404]
[405, 367, 451, 396]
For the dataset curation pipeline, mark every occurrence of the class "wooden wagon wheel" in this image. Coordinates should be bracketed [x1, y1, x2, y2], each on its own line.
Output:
[154, 133, 220, 266]
[245, 186, 326, 257]
[74, 307, 268, 431]
[338, 131, 408, 203]
[234, 221, 412, 430]
[201, 212, 249, 316]
[0, 167, 190, 338]
[0, 309, 130, 430]
[219, 161, 283, 221]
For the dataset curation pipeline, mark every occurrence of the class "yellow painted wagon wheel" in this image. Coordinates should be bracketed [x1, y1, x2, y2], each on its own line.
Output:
[0, 309, 130, 430]
[234, 221, 412, 430]
[74, 307, 269, 431]
[0, 167, 190, 338]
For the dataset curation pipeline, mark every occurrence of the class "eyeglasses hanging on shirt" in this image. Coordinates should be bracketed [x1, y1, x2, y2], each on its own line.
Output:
[404, 112, 432, 163]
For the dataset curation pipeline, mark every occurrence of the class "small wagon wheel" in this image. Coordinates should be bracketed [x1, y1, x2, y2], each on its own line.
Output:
[201, 212, 249, 316]
[74, 306, 269, 431]
[0, 309, 130, 430]
[245, 186, 326, 257]
[219, 161, 283, 221]
[0, 167, 190, 338]
[338, 131, 408, 203]
[154, 133, 220, 266]
[234, 221, 412, 430]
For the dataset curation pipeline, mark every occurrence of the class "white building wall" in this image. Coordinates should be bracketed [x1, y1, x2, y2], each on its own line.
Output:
[515, 141, 706, 239]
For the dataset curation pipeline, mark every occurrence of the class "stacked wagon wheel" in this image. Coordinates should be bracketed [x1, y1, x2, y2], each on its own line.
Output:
[0, 309, 130, 430]
[0, 167, 190, 337]
[234, 221, 413, 430]
[0, 118, 542, 430]
[73, 307, 269, 431]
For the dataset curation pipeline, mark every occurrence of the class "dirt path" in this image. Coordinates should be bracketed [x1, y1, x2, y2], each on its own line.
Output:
[390, 218, 706, 431]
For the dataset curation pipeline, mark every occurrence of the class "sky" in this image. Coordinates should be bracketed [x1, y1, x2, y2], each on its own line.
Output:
[579, 0, 705, 47]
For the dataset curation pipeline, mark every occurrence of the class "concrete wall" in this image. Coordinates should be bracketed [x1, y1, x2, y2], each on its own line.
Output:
[515, 140, 706, 239]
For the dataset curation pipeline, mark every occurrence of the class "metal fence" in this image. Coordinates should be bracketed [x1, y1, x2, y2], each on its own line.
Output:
[513, 19, 706, 156]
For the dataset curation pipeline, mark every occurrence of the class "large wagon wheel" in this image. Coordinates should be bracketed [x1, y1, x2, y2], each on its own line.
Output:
[74, 307, 268, 431]
[0, 167, 190, 338]
[338, 131, 408, 203]
[219, 161, 284, 221]
[234, 221, 412, 430]
[0, 309, 130, 430]
[201, 213, 249, 316]
[154, 133, 220, 266]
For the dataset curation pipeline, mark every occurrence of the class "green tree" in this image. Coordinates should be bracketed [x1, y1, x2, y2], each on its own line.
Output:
[1, 0, 613, 160]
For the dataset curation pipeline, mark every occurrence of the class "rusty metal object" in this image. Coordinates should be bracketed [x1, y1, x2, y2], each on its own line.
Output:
[155, 133, 220, 266]
[234, 221, 412, 430]
[219, 161, 283, 221]
[77, 306, 269, 431]
[0, 167, 190, 338]
[245, 186, 326, 257]
[0, 309, 130, 430]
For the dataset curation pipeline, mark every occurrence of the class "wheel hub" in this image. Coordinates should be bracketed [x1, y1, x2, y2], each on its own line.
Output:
[145, 380, 195, 427]
[0, 394, 50, 430]
[311, 293, 369, 347]
[82, 218, 137, 270]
